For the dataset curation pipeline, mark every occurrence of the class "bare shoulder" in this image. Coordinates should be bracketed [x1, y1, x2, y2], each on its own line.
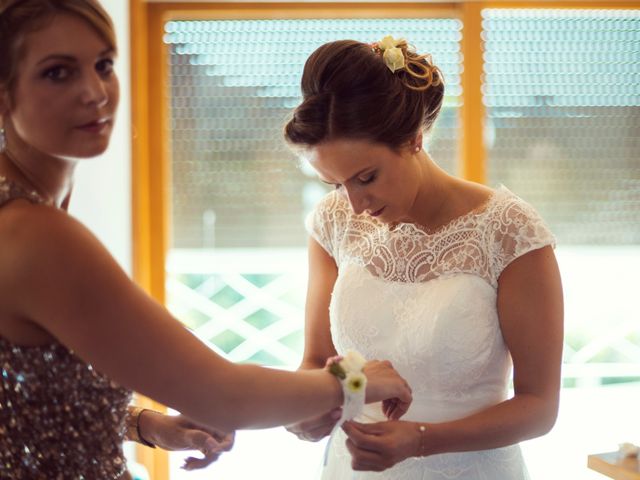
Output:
[0, 200, 112, 289]
[451, 178, 495, 212]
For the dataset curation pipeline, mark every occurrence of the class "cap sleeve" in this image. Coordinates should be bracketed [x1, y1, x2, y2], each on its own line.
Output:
[486, 190, 556, 283]
[305, 191, 350, 262]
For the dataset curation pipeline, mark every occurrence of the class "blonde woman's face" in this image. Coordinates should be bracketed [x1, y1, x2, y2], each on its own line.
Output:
[308, 139, 421, 224]
[6, 13, 118, 159]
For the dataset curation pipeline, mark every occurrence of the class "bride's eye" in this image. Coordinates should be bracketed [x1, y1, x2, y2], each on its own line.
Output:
[358, 173, 376, 185]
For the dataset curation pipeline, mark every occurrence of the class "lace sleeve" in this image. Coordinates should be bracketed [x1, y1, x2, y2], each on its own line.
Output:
[305, 191, 350, 262]
[486, 192, 556, 283]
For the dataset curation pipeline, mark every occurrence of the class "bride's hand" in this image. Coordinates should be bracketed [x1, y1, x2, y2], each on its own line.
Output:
[285, 407, 342, 442]
[363, 360, 412, 419]
[342, 420, 420, 471]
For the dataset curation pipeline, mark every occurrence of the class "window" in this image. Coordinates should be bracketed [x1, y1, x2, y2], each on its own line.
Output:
[130, 4, 640, 479]
[163, 16, 462, 479]
[483, 10, 640, 477]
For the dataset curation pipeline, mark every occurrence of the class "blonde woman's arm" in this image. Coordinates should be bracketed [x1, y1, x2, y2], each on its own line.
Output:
[2, 204, 411, 432]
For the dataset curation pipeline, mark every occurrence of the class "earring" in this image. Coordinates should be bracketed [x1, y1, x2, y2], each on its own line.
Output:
[0, 127, 5, 153]
[414, 146, 420, 153]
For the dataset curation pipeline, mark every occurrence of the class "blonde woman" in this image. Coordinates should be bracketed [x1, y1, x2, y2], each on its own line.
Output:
[0, 2, 412, 478]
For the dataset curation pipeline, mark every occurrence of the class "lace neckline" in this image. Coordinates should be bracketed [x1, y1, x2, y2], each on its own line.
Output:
[382, 185, 505, 236]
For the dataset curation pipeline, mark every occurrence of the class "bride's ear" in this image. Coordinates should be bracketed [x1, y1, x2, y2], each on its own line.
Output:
[410, 131, 424, 154]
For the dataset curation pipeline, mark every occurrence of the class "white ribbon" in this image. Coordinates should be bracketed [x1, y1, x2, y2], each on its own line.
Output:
[323, 375, 366, 466]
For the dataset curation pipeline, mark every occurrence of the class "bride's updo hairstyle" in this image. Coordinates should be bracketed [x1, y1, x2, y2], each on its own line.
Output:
[284, 39, 444, 151]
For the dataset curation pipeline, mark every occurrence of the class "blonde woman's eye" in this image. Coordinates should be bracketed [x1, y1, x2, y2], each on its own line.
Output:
[96, 58, 114, 76]
[43, 65, 71, 81]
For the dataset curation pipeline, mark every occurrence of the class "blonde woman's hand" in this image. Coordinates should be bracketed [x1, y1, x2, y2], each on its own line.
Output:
[363, 360, 412, 420]
[285, 407, 342, 442]
[138, 411, 235, 470]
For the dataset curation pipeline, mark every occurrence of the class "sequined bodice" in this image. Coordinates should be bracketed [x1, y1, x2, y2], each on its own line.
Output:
[0, 176, 132, 479]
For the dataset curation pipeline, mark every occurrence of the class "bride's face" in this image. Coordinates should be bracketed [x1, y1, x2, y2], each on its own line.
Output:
[2, 13, 118, 159]
[308, 138, 422, 223]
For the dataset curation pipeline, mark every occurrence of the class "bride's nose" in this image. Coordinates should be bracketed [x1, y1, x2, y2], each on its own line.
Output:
[345, 187, 369, 215]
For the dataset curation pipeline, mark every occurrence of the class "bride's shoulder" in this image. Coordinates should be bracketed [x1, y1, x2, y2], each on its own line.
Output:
[312, 189, 351, 217]
[485, 185, 545, 223]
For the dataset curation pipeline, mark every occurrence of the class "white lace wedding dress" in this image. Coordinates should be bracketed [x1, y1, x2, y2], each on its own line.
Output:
[306, 186, 555, 480]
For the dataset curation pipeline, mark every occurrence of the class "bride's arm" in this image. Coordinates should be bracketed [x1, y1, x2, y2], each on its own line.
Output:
[6, 206, 410, 432]
[300, 237, 340, 370]
[286, 237, 342, 441]
[342, 246, 563, 471]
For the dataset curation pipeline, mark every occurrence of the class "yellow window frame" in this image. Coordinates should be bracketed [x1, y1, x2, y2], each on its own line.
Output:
[129, 2, 639, 478]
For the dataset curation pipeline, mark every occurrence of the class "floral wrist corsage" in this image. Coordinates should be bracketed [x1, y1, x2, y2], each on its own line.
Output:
[323, 350, 369, 466]
[326, 351, 368, 394]
[325, 350, 368, 424]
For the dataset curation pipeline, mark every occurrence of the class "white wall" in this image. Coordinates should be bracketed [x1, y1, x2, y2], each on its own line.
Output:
[69, 0, 132, 273]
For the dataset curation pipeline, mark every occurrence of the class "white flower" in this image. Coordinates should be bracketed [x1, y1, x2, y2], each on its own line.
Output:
[383, 47, 405, 72]
[345, 372, 367, 393]
[340, 350, 367, 373]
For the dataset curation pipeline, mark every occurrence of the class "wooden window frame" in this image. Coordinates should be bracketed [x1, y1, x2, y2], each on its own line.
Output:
[129, 2, 639, 478]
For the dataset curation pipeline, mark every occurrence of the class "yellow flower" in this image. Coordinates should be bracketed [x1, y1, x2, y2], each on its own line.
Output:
[378, 35, 400, 51]
[383, 47, 405, 72]
[345, 372, 367, 393]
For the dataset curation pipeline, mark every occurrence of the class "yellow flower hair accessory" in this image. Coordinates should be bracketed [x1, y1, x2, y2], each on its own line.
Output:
[371, 35, 406, 73]
[371, 35, 444, 91]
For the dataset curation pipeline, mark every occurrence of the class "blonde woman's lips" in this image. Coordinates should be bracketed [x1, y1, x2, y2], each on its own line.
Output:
[76, 117, 110, 134]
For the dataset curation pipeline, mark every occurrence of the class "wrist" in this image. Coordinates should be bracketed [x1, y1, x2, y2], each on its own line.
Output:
[126, 406, 157, 449]
[325, 351, 367, 421]
[413, 422, 428, 458]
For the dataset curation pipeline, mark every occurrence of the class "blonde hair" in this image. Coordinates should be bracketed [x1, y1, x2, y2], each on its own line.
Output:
[0, 0, 116, 98]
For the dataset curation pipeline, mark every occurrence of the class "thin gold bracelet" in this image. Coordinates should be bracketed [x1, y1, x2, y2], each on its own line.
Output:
[126, 406, 156, 449]
[417, 423, 427, 457]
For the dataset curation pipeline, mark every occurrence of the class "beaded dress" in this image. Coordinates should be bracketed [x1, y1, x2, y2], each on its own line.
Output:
[307, 186, 555, 480]
[0, 176, 132, 479]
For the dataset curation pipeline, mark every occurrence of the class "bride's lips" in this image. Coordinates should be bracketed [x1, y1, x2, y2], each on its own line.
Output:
[369, 207, 385, 217]
[76, 117, 111, 134]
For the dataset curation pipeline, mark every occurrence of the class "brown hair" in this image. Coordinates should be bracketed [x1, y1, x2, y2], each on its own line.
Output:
[0, 0, 116, 98]
[284, 39, 444, 151]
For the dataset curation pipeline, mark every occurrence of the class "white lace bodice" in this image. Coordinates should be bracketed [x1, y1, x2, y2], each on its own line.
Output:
[307, 186, 554, 480]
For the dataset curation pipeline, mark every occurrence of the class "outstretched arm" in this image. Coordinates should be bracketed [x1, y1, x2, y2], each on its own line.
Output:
[4, 205, 410, 432]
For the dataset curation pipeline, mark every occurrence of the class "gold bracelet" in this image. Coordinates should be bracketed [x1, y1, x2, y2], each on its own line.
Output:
[417, 423, 427, 457]
[126, 406, 156, 448]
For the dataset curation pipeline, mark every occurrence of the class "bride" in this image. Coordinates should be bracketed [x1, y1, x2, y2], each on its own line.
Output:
[284, 37, 563, 479]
